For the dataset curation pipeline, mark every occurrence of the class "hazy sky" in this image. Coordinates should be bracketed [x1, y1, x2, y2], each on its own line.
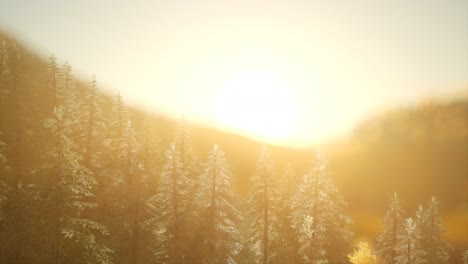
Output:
[1, 0, 467, 147]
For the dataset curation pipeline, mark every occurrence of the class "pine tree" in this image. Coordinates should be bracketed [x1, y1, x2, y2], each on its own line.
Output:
[173, 117, 201, 262]
[0, 43, 31, 263]
[394, 218, 425, 264]
[47, 55, 59, 107]
[0, 41, 8, 93]
[125, 121, 144, 264]
[56, 61, 83, 146]
[59, 62, 73, 93]
[174, 117, 199, 179]
[376, 193, 406, 264]
[0, 136, 8, 224]
[42, 105, 113, 264]
[276, 162, 300, 263]
[290, 151, 353, 263]
[81, 75, 106, 168]
[0, 45, 8, 223]
[348, 242, 377, 264]
[137, 114, 162, 264]
[248, 145, 279, 264]
[8, 44, 24, 189]
[141, 114, 162, 189]
[58, 62, 76, 106]
[101, 92, 129, 203]
[195, 144, 243, 264]
[420, 197, 450, 263]
[145, 143, 191, 264]
[100, 93, 145, 263]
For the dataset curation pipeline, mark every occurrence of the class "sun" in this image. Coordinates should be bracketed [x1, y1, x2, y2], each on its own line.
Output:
[214, 70, 298, 143]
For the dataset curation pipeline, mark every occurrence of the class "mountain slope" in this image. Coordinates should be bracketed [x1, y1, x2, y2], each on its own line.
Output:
[0, 31, 466, 256]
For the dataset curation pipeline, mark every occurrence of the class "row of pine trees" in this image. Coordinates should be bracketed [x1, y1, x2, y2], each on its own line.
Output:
[0, 41, 463, 264]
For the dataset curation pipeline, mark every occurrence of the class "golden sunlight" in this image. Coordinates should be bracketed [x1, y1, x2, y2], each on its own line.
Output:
[215, 70, 298, 142]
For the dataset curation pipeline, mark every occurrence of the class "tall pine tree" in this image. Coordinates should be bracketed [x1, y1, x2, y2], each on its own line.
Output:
[420, 197, 450, 263]
[100, 93, 145, 263]
[276, 162, 300, 263]
[0, 41, 8, 94]
[80, 75, 106, 168]
[248, 145, 279, 264]
[47, 55, 59, 107]
[0, 42, 32, 263]
[173, 117, 200, 262]
[145, 143, 190, 264]
[8, 44, 24, 189]
[376, 193, 406, 264]
[0, 135, 8, 224]
[394, 218, 426, 264]
[42, 104, 113, 264]
[290, 151, 352, 263]
[195, 144, 243, 264]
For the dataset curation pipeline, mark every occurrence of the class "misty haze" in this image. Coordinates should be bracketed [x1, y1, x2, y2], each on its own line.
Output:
[0, 1, 467, 264]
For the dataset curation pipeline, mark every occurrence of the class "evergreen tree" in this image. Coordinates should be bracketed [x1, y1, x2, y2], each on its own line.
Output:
[124, 121, 144, 264]
[8, 44, 24, 189]
[42, 105, 113, 264]
[80, 75, 106, 168]
[290, 151, 352, 263]
[145, 143, 190, 264]
[348, 242, 377, 264]
[59, 62, 73, 93]
[275, 162, 300, 263]
[195, 144, 243, 264]
[0, 136, 8, 224]
[100, 92, 129, 206]
[58, 62, 76, 107]
[47, 55, 59, 107]
[0, 41, 8, 93]
[173, 117, 201, 262]
[137, 114, 162, 264]
[55, 61, 82, 145]
[0, 43, 31, 263]
[101, 93, 145, 263]
[420, 197, 450, 263]
[141, 114, 162, 190]
[174, 117, 199, 179]
[376, 193, 406, 264]
[394, 218, 425, 264]
[247, 145, 279, 264]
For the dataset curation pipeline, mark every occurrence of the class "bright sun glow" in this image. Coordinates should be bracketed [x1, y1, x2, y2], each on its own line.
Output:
[215, 71, 298, 142]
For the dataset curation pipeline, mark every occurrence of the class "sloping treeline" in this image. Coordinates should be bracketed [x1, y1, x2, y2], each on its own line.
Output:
[0, 41, 457, 264]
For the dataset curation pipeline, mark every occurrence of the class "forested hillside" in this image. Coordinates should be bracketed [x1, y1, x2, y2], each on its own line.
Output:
[0, 31, 466, 263]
